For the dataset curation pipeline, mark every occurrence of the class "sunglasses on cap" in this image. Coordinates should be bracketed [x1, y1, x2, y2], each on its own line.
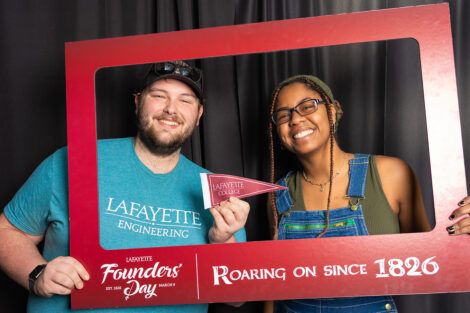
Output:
[153, 62, 202, 83]
[141, 61, 203, 100]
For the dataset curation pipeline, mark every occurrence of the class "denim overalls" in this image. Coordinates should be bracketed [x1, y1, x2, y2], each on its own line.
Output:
[274, 154, 397, 313]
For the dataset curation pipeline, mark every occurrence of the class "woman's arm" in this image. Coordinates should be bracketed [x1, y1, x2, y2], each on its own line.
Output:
[267, 192, 279, 240]
[264, 300, 274, 313]
[375, 155, 431, 233]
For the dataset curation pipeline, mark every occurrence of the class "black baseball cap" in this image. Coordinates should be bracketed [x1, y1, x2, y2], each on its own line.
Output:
[143, 61, 203, 100]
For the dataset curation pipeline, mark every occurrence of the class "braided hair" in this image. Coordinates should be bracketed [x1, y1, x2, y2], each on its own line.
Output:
[269, 76, 336, 238]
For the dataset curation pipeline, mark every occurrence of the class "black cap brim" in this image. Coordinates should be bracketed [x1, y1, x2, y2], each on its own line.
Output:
[144, 73, 203, 101]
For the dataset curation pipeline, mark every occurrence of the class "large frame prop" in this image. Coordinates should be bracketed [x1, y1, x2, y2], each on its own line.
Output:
[66, 4, 468, 309]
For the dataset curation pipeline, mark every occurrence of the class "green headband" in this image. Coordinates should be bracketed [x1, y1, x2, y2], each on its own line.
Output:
[274, 75, 341, 129]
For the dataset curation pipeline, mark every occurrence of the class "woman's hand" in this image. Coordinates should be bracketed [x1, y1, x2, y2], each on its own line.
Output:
[447, 196, 470, 235]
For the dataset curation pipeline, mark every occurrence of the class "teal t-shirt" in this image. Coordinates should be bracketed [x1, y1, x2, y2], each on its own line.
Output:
[4, 137, 246, 313]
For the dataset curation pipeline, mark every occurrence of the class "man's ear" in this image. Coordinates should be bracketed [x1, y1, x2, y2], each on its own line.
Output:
[196, 104, 203, 126]
[134, 93, 141, 114]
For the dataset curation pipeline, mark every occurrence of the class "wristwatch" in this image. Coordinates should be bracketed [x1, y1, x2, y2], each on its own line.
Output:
[28, 264, 47, 294]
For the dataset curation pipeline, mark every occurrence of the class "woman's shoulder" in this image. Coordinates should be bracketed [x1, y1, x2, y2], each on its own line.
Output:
[373, 155, 411, 173]
[373, 155, 415, 189]
[371, 155, 417, 217]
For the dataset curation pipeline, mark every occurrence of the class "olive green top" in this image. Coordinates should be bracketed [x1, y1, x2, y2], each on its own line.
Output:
[287, 155, 400, 235]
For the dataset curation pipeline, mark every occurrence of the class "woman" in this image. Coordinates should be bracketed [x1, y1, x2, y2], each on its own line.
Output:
[265, 74, 432, 313]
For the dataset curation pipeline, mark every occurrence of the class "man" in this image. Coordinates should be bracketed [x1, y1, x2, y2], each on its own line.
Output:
[0, 61, 249, 312]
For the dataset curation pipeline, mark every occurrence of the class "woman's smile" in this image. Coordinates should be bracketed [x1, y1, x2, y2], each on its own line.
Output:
[292, 128, 316, 140]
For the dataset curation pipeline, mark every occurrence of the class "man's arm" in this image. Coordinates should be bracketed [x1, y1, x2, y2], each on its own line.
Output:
[0, 213, 89, 297]
[0, 213, 45, 290]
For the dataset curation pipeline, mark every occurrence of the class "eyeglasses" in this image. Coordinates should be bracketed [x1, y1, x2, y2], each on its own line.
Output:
[152, 62, 202, 84]
[271, 98, 325, 125]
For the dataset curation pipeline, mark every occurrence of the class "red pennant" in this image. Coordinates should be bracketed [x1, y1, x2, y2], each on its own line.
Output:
[200, 173, 287, 209]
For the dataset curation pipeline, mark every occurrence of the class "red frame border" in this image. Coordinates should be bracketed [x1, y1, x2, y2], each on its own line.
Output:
[66, 4, 468, 309]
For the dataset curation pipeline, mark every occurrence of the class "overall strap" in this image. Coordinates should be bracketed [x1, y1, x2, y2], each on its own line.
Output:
[346, 154, 370, 198]
[275, 171, 294, 215]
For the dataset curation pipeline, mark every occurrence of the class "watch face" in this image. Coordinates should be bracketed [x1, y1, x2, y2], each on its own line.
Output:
[30, 264, 46, 280]
[29, 264, 46, 294]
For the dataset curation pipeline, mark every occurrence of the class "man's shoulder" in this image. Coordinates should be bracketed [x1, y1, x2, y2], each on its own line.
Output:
[48, 137, 132, 158]
[178, 154, 211, 174]
[96, 137, 134, 159]
[44, 138, 133, 165]
[97, 137, 133, 149]
[37, 146, 68, 172]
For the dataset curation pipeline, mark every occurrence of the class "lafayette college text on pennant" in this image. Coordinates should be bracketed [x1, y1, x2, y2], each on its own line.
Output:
[200, 173, 287, 209]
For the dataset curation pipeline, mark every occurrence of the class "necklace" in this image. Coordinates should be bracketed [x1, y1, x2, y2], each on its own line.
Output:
[302, 154, 347, 192]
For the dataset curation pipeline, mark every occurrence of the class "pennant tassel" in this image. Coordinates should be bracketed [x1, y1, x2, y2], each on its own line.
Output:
[200, 173, 212, 209]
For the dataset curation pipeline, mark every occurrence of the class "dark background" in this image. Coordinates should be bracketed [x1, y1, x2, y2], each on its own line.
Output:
[1, 0, 470, 312]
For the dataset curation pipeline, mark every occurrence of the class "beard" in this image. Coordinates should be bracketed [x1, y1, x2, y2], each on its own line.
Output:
[136, 111, 197, 156]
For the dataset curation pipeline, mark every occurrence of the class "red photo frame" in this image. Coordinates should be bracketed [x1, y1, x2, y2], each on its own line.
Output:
[66, 3, 468, 310]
